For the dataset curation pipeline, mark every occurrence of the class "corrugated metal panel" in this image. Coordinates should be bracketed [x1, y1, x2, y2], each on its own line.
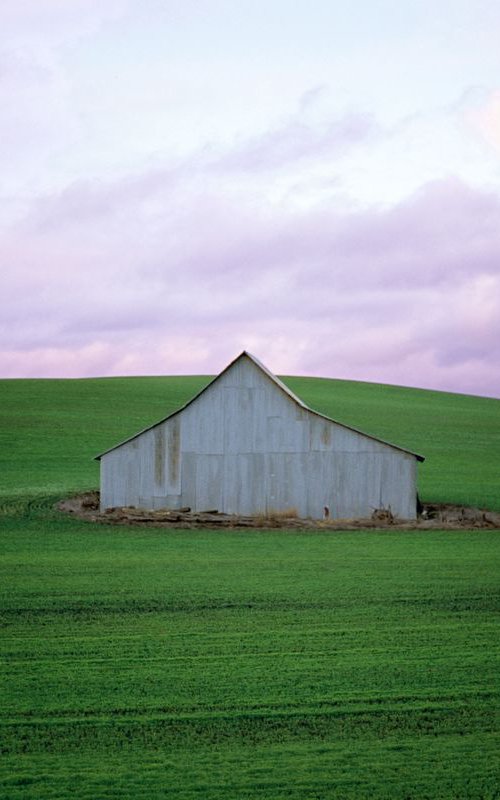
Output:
[100, 352, 420, 518]
[195, 455, 224, 511]
[180, 452, 197, 510]
[181, 383, 224, 455]
[95, 350, 424, 463]
[223, 454, 266, 515]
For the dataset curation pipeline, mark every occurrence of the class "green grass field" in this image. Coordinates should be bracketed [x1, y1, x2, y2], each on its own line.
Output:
[1, 373, 499, 510]
[1, 375, 499, 798]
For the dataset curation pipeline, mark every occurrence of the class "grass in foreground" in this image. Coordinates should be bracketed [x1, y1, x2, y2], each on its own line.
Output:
[0, 375, 499, 798]
[1, 510, 499, 799]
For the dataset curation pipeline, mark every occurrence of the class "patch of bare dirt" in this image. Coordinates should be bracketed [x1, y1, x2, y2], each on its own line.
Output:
[56, 492, 500, 530]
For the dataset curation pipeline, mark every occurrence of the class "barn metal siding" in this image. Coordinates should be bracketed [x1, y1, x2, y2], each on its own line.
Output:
[99, 353, 419, 518]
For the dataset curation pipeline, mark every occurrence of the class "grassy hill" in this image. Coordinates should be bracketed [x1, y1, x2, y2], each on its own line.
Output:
[0, 373, 499, 510]
[1, 375, 499, 799]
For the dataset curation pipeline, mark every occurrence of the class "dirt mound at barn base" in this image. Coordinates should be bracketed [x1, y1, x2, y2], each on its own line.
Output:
[57, 492, 500, 530]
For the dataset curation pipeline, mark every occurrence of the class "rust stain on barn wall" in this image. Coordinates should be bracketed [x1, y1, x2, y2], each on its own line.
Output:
[168, 418, 180, 486]
[321, 423, 332, 446]
[154, 427, 165, 485]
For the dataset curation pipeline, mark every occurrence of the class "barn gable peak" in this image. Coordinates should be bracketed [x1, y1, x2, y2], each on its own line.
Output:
[95, 351, 424, 462]
[94, 351, 304, 460]
[219, 350, 309, 410]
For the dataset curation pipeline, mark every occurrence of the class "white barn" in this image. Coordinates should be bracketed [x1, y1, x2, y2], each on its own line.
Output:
[96, 351, 424, 519]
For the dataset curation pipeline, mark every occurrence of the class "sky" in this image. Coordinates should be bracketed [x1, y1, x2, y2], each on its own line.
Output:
[1, 0, 500, 397]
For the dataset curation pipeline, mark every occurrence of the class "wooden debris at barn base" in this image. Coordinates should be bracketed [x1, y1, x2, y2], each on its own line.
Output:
[371, 507, 394, 524]
[57, 492, 500, 531]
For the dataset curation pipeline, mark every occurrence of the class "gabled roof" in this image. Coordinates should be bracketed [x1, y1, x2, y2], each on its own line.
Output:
[95, 350, 424, 461]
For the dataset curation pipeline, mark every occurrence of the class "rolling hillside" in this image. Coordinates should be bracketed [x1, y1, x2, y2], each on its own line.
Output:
[0, 374, 498, 510]
[1, 374, 499, 799]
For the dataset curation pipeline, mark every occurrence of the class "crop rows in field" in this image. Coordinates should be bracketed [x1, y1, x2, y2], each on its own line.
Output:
[1, 519, 499, 798]
[1, 375, 499, 798]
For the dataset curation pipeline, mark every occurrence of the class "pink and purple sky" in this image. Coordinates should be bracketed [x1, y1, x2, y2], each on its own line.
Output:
[1, 1, 500, 396]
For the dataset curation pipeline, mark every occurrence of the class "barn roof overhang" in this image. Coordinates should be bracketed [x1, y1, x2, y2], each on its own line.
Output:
[94, 351, 425, 462]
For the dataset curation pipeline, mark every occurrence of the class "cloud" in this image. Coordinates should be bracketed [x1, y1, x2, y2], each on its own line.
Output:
[1, 148, 499, 398]
[2, 1, 500, 401]
[468, 89, 500, 155]
[0, 1, 126, 45]
[214, 111, 378, 173]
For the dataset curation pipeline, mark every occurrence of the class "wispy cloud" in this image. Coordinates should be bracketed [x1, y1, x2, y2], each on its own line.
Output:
[1, 148, 499, 396]
[1, 1, 500, 397]
[213, 112, 378, 173]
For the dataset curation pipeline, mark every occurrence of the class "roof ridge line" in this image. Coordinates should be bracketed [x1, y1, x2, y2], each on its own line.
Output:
[95, 351, 424, 462]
